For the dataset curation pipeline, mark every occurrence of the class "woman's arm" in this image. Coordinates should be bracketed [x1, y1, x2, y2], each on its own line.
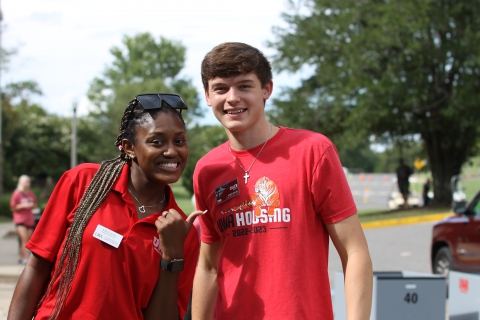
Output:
[143, 209, 203, 320]
[8, 253, 54, 320]
[144, 265, 182, 320]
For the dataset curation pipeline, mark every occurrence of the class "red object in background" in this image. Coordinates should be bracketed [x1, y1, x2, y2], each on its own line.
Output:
[459, 278, 469, 293]
[431, 189, 480, 275]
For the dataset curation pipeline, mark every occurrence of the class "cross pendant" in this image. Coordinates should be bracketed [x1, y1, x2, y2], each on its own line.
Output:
[243, 172, 250, 184]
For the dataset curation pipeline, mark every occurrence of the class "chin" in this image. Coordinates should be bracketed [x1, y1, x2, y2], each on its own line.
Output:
[163, 174, 182, 185]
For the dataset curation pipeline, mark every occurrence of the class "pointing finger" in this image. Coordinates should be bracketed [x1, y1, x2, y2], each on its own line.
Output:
[185, 210, 207, 228]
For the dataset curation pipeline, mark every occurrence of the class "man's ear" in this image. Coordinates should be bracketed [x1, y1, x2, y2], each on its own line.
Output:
[263, 80, 274, 100]
[204, 89, 212, 107]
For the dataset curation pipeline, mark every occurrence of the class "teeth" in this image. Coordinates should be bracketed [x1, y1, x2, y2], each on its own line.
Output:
[159, 163, 178, 168]
[227, 109, 244, 114]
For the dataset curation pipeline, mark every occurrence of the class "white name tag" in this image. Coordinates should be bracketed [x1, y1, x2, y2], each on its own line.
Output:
[93, 224, 123, 248]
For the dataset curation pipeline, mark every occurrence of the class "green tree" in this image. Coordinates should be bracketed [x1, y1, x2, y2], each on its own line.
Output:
[2, 82, 69, 187]
[87, 33, 202, 161]
[336, 139, 379, 173]
[182, 125, 228, 195]
[269, 0, 480, 204]
[2, 81, 101, 189]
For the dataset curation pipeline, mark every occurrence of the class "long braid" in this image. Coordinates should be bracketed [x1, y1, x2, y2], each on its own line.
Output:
[42, 100, 138, 320]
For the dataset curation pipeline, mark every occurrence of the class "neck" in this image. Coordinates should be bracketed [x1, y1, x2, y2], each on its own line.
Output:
[128, 166, 167, 204]
[228, 121, 278, 151]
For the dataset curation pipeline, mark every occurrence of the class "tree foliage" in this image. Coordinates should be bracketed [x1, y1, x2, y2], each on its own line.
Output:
[87, 33, 202, 162]
[268, 0, 480, 203]
[182, 125, 228, 195]
[1, 82, 99, 191]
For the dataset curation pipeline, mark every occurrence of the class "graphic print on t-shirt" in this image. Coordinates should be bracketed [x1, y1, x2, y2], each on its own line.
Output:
[216, 177, 291, 237]
[153, 236, 163, 255]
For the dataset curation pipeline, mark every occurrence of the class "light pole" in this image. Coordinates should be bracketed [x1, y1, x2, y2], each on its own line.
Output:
[71, 101, 77, 168]
[0, 1, 4, 200]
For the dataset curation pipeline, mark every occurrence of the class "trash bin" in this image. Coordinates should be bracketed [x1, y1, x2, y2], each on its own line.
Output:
[448, 271, 480, 320]
[333, 271, 446, 320]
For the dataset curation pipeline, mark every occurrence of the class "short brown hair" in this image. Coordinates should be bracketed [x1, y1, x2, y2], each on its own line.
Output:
[201, 42, 272, 90]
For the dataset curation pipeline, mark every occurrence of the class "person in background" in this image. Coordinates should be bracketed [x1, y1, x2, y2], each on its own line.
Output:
[10, 175, 37, 264]
[8, 94, 202, 320]
[423, 178, 431, 207]
[396, 158, 413, 209]
[191, 42, 373, 320]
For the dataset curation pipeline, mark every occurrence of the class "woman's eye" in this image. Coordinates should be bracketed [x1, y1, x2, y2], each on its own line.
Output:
[152, 140, 164, 145]
[175, 139, 186, 145]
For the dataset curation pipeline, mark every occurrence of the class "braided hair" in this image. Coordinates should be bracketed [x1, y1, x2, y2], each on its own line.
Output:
[42, 98, 185, 320]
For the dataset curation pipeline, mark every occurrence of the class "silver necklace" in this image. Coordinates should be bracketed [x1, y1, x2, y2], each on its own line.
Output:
[128, 189, 166, 213]
[228, 123, 273, 185]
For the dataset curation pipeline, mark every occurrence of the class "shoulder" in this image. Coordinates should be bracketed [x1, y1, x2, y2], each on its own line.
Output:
[281, 126, 332, 142]
[66, 163, 100, 177]
[58, 163, 101, 187]
[278, 126, 336, 153]
[196, 141, 229, 167]
[10, 190, 21, 200]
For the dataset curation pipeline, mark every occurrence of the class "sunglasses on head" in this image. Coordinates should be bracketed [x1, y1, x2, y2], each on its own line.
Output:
[135, 93, 188, 113]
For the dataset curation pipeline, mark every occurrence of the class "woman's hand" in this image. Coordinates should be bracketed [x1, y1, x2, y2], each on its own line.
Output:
[154, 209, 204, 261]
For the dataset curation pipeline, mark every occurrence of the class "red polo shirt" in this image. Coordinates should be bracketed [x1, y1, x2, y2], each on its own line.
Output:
[27, 163, 199, 320]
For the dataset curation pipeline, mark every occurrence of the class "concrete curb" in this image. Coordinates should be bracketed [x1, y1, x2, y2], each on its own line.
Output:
[0, 266, 24, 283]
[361, 212, 454, 229]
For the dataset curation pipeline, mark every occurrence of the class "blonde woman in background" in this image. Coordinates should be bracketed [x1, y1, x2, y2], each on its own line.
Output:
[10, 175, 37, 264]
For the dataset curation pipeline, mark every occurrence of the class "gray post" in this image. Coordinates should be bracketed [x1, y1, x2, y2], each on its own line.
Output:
[71, 101, 77, 168]
[0, 2, 4, 200]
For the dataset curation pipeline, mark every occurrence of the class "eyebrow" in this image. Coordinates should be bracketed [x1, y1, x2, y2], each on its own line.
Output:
[210, 79, 255, 87]
[147, 130, 186, 138]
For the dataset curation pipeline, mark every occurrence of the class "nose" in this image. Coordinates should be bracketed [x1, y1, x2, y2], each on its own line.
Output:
[163, 142, 178, 158]
[226, 87, 240, 104]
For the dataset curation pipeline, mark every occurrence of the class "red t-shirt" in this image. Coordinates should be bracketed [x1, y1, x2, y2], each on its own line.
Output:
[10, 189, 36, 227]
[194, 127, 357, 319]
[27, 163, 199, 319]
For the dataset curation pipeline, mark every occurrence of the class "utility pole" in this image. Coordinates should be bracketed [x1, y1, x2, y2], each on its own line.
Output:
[71, 101, 77, 168]
[0, 1, 4, 201]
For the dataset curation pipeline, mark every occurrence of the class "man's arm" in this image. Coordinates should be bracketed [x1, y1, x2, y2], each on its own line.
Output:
[327, 214, 373, 320]
[191, 240, 221, 320]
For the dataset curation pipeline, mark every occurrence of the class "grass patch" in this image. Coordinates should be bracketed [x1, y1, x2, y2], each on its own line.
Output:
[0, 216, 12, 223]
[170, 181, 195, 214]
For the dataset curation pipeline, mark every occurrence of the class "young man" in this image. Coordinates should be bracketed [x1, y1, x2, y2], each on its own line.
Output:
[192, 42, 373, 319]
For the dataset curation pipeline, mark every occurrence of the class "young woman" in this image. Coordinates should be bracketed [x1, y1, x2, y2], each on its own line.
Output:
[10, 175, 37, 264]
[8, 94, 202, 320]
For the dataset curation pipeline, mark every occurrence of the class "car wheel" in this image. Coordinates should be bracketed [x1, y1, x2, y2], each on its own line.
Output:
[433, 247, 454, 276]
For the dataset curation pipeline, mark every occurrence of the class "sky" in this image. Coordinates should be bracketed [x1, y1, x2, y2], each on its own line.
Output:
[2, 0, 300, 124]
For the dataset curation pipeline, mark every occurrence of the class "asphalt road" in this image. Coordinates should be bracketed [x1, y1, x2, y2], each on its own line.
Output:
[346, 173, 423, 211]
[328, 220, 435, 287]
